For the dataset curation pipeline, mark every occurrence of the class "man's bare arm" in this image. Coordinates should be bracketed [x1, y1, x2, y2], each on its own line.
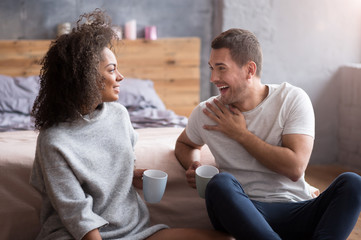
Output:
[175, 130, 203, 187]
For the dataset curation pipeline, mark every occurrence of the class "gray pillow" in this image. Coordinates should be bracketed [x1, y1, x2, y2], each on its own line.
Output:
[0, 75, 167, 131]
[117, 78, 166, 110]
[0, 74, 39, 115]
[0, 75, 167, 114]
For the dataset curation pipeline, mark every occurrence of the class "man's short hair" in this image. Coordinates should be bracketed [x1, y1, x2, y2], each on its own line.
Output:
[211, 28, 263, 77]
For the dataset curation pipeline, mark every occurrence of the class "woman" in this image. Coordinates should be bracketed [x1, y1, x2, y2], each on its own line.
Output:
[30, 9, 232, 240]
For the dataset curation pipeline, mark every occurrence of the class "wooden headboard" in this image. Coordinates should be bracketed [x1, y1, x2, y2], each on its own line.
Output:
[0, 38, 200, 116]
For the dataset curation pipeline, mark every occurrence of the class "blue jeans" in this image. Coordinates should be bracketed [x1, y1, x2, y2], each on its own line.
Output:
[205, 172, 361, 240]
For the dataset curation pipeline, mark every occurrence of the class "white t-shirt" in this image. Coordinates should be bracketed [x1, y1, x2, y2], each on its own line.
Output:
[186, 82, 315, 202]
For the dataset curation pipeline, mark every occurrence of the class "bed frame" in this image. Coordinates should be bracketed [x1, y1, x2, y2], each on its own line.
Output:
[0, 38, 200, 116]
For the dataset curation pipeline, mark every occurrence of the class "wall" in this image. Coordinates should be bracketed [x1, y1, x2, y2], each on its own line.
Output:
[1, 0, 361, 166]
[338, 65, 361, 169]
[218, 0, 361, 166]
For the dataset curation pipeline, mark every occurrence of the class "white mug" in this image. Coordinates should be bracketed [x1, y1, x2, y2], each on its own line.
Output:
[143, 169, 168, 203]
[196, 165, 219, 198]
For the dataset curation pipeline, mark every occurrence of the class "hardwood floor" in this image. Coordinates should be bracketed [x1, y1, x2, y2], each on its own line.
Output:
[305, 164, 361, 240]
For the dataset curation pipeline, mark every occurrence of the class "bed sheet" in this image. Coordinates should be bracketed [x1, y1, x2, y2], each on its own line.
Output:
[134, 128, 215, 229]
[0, 130, 40, 240]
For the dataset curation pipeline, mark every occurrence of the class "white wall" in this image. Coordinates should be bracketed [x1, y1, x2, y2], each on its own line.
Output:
[217, 0, 361, 165]
[339, 65, 361, 169]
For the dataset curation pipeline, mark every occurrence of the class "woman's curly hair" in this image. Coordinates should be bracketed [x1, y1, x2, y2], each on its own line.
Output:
[32, 9, 118, 130]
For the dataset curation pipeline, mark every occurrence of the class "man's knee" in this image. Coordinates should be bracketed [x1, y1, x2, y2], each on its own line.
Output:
[205, 172, 243, 200]
[340, 172, 361, 202]
[207, 172, 234, 193]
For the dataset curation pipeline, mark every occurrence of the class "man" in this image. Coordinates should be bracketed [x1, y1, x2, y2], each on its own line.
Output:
[175, 28, 361, 239]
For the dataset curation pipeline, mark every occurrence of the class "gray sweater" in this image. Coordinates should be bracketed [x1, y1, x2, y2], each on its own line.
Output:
[30, 102, 167, 240]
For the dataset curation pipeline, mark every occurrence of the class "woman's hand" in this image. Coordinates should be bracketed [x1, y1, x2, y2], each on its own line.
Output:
[133, 168, 146, 189]
[82, 229, 102, 240]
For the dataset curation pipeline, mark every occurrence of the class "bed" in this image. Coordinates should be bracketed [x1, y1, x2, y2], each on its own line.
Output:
[0, 38, 218, 240]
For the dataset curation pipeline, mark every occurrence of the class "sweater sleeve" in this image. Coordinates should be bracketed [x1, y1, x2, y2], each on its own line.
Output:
[37, 141, 108, 240]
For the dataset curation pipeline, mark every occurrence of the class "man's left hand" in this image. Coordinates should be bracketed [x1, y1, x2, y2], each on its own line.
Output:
[203, 98, 247, 141]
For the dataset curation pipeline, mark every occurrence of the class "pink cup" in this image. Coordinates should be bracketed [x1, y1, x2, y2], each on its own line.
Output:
[145, 26, 157, 40]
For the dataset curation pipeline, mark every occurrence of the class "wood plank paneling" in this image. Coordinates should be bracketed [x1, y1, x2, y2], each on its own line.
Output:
[0, 38, 200, 116]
